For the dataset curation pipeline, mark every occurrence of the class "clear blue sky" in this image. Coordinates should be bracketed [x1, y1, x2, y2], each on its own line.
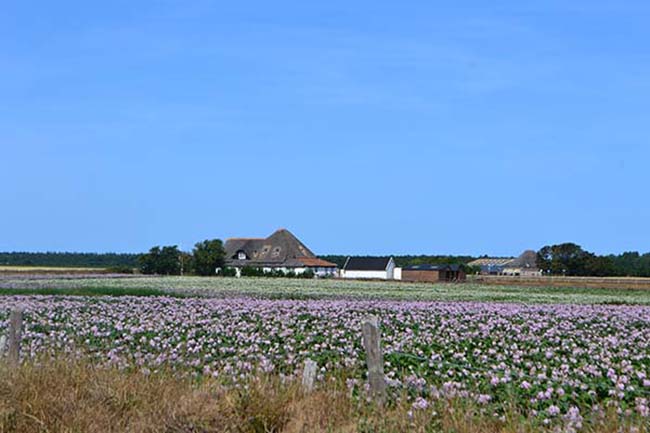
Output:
[1, 1, 649, 256]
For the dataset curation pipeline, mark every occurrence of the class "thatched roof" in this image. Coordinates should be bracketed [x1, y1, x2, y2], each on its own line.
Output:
[508, 250, 538, 269]
[224, 229, 336, 268]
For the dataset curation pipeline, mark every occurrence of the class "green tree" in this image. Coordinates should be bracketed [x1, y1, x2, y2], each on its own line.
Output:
[179, 251, 194, 276]
[584, 254, 616, 277]
[537, 243, 591, 276]
[192, 239, 226, 276]
[139, 246, 182, 275]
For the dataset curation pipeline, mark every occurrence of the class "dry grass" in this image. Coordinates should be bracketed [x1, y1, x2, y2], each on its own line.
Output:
[0, 360, 647, 433]
[0, 266, 107, 273]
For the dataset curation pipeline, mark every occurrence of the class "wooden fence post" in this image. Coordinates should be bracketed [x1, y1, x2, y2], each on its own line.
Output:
[301, 358, 317, 393]
[361, 315, 386, 404]
[7, 308, 23, 365]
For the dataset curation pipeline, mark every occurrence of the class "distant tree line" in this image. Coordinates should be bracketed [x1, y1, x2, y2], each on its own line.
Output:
[5, 244, 650, 278]
[537, 243, 650, 277]
[0, 252, 139, 268]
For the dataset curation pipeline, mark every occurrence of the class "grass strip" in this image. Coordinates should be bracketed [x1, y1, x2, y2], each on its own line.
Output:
[0, 286, 186, 297]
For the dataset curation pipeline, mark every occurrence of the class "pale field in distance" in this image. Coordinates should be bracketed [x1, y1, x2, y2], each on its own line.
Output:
[1, 274, 650, 304]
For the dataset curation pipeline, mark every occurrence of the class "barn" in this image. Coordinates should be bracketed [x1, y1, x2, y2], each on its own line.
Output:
[467, 250, 541, 276]
[340, 257, 401, 280]
[401, 264, 466, 282]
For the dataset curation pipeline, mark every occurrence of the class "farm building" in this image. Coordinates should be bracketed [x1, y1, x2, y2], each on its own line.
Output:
[224, 229, 337, 277]
[340, 257, 401, 280]
[402, 264, 466, 282]
[466, 257, 514, 275]
[501, 250, 541, 276]
[468, 250, 541, 276]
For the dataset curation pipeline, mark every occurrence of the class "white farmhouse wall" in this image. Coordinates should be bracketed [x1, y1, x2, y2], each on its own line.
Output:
[393, 267, 402, 280]
[341, 270, 389, 279]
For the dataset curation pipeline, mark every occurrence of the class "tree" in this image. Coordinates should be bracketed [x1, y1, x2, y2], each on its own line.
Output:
[179, 252, 194, 276]
[584, 254, 615, 277]
[139, 246, 182, 275]
[192, 239, 226, 276]
[537, 243, 591, 276]
[139, 246, 161, 275]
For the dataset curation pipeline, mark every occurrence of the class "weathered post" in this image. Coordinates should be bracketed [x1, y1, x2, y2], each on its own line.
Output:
[301, 358, 318, 393]
[361, 315, 386, 404]
[7, 308, 23, 365]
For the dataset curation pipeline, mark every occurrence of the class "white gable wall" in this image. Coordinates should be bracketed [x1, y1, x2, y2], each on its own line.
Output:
[386, 257, 396, 279]
[341, 270, 389, 279]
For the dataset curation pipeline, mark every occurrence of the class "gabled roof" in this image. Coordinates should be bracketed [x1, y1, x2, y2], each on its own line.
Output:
[467, 257, 515, 267]
[468, 250, 538, 269]
[343, 257, 393, 271]
[404, 264, 461, 272]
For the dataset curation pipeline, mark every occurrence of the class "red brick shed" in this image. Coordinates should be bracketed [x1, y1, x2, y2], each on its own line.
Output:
[402, 264, 466, 283]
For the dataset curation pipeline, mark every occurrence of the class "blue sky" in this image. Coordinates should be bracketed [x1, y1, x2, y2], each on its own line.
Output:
[1, 1, 649, 256]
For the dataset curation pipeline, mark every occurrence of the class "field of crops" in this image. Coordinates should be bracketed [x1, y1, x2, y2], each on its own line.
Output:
[3, 275, 650, 304]
[2, 293, 650, 430]
[3, 275, 650, 430]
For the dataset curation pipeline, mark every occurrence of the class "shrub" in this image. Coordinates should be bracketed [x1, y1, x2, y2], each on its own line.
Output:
[106, 265, 135, 274]
[241, 266, 265, 277]
[218, 267, 238, 277]
[297, 269, 315, 279]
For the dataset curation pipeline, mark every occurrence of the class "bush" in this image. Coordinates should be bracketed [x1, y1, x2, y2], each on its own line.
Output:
[106, 265, 135, 274]
[218, 267, 238, 277]
[240, 266, 265, 277]
[235, 267, 316, 279]
[297, 269, 315, 279]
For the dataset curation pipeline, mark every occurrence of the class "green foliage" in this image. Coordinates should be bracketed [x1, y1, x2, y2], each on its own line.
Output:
[536, 243, 649, 277]
[139, 246, 182, 275]
[238, 267, 315, 279]
[0, 252, 139, 268]
[192, 239, 226, 276]
[105, 265, 135, 274]
[240, 266, 265, 277]
[179, 252, 194, 276]
[537, 243, 593, 276]
[297, 268, 315, 279]
[461, 264, 482, 275]
[609, 252, 650, 277]
[219, 267, 238, 277]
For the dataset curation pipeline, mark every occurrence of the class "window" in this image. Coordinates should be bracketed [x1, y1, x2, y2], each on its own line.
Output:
[238, 251, 247, 260]
[271, 247, 281, 257]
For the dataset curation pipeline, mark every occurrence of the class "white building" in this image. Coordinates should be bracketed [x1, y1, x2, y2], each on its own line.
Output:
[340, 257, 401, 280]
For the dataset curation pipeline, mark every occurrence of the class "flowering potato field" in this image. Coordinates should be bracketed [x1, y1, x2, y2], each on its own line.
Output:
[2, 294, 650, 429]
[3, 275, 650, 304]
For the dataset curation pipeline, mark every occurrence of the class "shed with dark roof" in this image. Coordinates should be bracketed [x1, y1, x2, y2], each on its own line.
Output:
[402, 264, 466, 283]
[341, 256, 398, 280]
